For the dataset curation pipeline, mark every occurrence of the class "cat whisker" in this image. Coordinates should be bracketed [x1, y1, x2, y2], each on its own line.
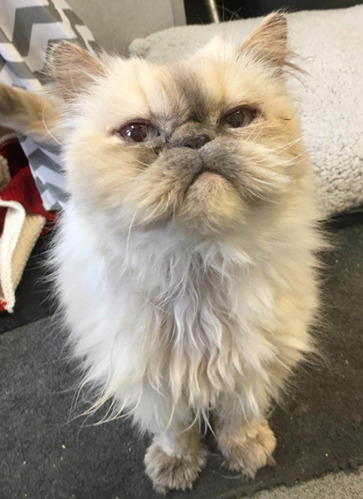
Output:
[269, 137, 302, 152]
[125, 208, 139, 279]
[135, 158, 151, 169]
[41, 97, 62, 146]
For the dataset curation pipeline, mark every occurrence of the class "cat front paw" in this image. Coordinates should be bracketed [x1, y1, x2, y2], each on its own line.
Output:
[217, 419, 276, 478]
[144, 439, 207, 494]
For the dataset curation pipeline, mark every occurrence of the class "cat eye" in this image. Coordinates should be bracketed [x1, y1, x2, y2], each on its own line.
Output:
[220, 107, 257, 128]
[112, 121, 161, 142]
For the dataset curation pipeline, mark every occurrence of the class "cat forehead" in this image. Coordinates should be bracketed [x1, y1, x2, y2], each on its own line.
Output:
[85, 42, 274, 127]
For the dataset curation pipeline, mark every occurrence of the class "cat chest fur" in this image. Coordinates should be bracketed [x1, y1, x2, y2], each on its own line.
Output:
[58, 211, 313, 421]
[126, 245, 283, 414]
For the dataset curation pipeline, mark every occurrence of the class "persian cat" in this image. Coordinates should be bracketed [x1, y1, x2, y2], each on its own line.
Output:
[0, 13, 321, 493]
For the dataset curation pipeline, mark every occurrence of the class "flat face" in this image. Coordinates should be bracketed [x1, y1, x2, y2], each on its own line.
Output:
[64, 38, 307, 235]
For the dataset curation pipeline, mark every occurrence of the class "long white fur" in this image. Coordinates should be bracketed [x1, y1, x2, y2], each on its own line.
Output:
[53, 177, 319, 433]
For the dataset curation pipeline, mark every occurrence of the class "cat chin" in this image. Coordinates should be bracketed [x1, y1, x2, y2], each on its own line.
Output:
[177, 172, 245, 235]
[126, 171, 245, 235]
[189, 170, 229, 190]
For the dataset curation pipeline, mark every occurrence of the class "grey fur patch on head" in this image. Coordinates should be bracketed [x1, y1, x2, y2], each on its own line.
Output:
[172, 68, 210, 123]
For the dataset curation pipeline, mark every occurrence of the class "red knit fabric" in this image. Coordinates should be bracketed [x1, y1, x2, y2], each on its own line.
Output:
[0, 136, 28, 177]
[0, 136, 57, 235]
[0, 202, 5, 234]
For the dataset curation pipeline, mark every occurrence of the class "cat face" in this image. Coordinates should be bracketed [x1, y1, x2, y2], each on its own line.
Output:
[54, 14, 308, 235]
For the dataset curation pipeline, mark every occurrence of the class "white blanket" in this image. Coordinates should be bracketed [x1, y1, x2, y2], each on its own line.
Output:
[129, 6, 363, 218]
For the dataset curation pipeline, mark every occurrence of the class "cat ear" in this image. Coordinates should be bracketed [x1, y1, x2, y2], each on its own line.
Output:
[50, 41, 104, 101]
[238, 12, 288, 70]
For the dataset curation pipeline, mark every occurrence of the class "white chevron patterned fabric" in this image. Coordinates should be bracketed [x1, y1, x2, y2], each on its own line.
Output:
[0, 0, 99, 211]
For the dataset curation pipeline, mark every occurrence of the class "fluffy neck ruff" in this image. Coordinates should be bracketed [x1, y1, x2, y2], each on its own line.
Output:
[61, 198, 318, 424]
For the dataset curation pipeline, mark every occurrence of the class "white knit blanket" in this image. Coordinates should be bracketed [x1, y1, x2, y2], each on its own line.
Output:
[129, 6, 363, 218]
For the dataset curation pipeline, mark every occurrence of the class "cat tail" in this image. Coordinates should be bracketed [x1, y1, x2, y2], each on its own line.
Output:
[0, 83, 61, 145]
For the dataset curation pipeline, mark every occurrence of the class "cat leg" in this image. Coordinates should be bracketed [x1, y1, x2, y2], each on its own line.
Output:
[215, 396, 276, 478]
[0, 83, 61, 143]
[145, 424, 207, 494]
[131, 385, 207, 493]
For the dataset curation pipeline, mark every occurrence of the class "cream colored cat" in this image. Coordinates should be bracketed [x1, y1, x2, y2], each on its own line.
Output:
[0, 13, 321, 493]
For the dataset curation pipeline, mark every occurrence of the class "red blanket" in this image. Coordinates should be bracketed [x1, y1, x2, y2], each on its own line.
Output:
[0, 134, 57, 313]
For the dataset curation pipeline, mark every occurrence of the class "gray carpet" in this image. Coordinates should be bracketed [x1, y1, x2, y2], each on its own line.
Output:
[255, 467, 363, 498]
[0, 216, 362, 498]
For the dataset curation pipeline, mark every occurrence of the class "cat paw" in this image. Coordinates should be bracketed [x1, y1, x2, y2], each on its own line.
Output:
[217, 419, 276, 478]
[144, 439, 207, 494]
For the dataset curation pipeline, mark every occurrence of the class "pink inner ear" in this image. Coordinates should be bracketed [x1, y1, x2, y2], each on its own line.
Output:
[50, 41, 104, 101]
[238, 13, 288, 68]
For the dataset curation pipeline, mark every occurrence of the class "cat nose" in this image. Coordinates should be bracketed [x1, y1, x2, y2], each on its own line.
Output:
[177, 134, 211, 150]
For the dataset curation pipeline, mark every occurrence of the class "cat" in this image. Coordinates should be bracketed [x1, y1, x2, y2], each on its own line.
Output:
[0, 13, 322, 493]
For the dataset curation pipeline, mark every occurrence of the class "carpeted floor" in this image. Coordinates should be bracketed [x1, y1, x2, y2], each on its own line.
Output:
[256, 467, 363, 498]
[0, 215, 362, 498]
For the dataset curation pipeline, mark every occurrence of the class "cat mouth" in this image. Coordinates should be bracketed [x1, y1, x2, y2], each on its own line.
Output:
[178, 151, 240, 197]
[189, 154, 231, 185]
[190, 168, 224, 185]
[189, 165, 236, 193]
